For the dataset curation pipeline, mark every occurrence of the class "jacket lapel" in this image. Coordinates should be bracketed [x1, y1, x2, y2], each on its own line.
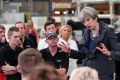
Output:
[80, 28, 90, 46]
[89, 22, 108, 54]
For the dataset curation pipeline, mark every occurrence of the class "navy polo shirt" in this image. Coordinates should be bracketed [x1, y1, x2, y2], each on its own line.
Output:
[40, 47, 69, 71]
[0, 44, 23, 80]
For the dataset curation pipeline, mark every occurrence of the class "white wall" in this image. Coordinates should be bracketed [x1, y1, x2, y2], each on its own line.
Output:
[2, 13, 24, 24]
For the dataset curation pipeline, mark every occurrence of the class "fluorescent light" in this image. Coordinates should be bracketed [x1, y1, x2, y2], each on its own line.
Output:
[63, 11, 68, 15]
[54, 11, 60, 14]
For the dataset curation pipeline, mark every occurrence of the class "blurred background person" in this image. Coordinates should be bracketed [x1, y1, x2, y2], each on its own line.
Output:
[69, 66, 99, 80]
[28, 63, 63, 80]
[17, 48, 43, 80]
[27, 20, 40, 43]
[114, 25, 120, 80]
[0, 24, 7, 80]
[0, 25, 7, 48]
[15, 22, 37, 49]
[23, 23, 37, 49]
[15, 22, 25, 37]
[15, 22, 25, 48]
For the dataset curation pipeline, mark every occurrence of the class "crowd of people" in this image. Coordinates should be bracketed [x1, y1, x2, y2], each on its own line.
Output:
[0, 6, 120, 80]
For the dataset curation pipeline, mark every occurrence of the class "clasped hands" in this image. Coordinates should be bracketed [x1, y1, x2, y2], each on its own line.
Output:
[2, 62, 17, 75]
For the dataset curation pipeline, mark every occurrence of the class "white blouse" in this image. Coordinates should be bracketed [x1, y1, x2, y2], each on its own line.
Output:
[58, 38, 79, 76]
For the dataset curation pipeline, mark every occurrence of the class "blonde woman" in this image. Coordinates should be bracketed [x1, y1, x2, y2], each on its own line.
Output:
[58, 25, 78, 76]
[69, 67, 99, 80]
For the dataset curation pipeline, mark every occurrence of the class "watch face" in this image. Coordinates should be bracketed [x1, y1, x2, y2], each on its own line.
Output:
[56, 60, 62, 63]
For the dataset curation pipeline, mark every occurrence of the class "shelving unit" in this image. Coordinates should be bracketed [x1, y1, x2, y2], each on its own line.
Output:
[73, 0, 120, 26]
[74, 0, 113, 25]
[51, 0, 120, 27]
